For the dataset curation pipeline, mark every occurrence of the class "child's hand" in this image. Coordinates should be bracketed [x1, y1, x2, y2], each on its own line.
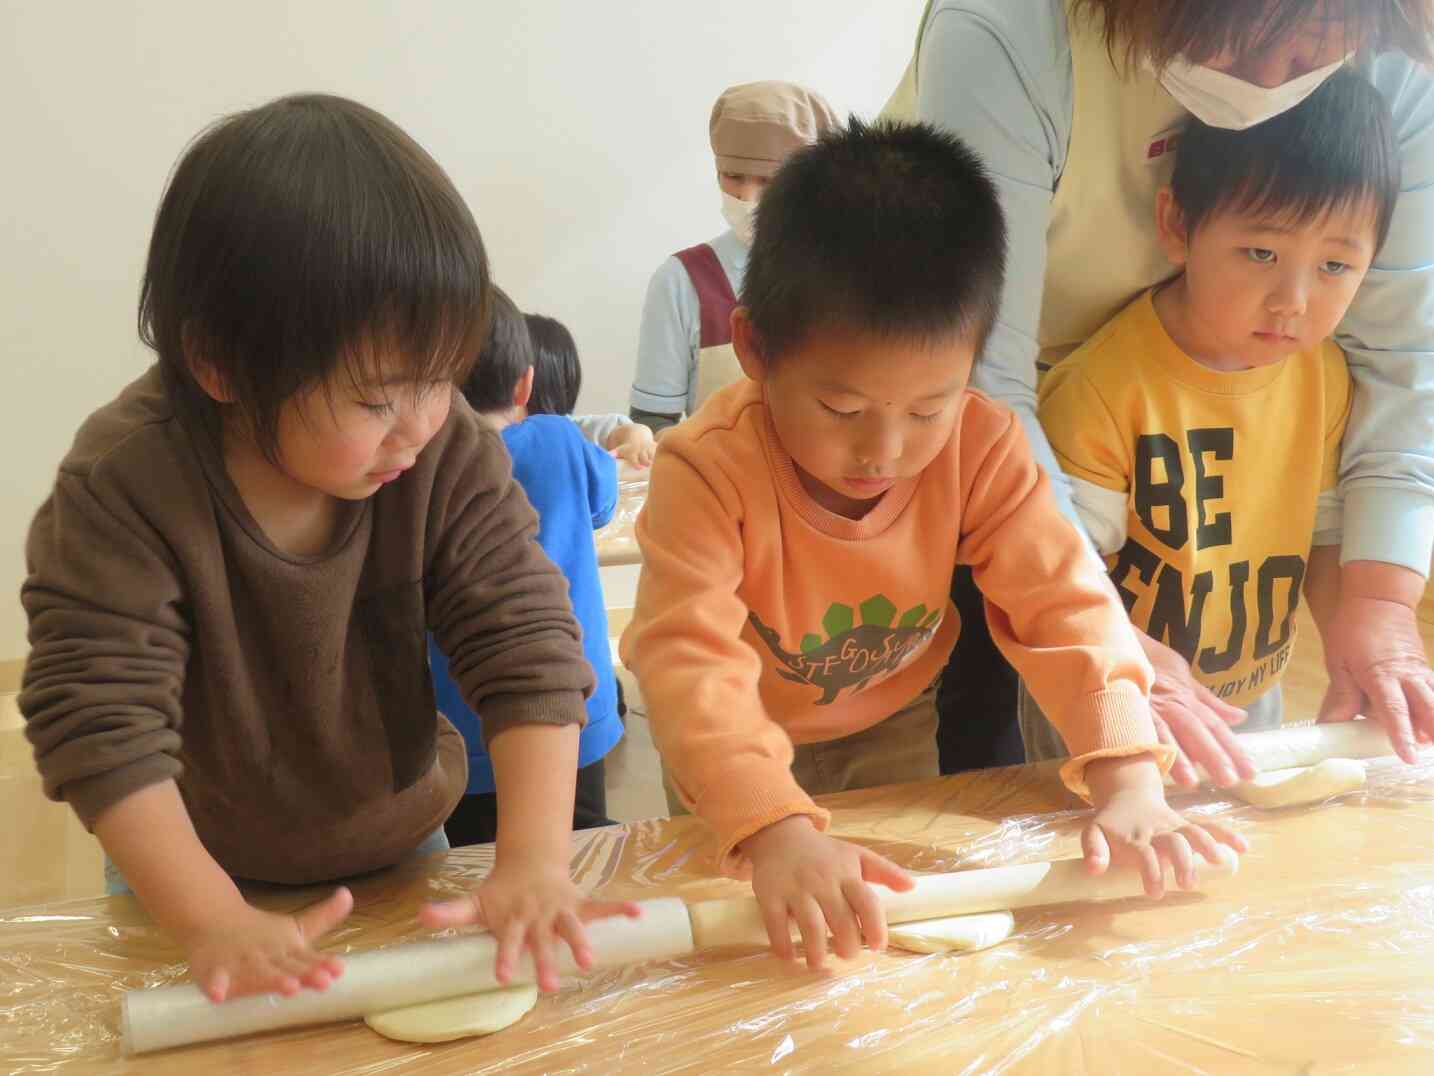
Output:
[419, 854, 640, 992]
[742, 815, 913, 970]
[605, 423, 656, 468]
[177, 887, 353, 1003]
[1082, 755, 1246, 898]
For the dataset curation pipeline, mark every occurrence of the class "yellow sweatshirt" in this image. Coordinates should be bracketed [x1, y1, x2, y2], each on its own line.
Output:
[1039, 290, 1351, 706]
[621, 380, 1172, 873]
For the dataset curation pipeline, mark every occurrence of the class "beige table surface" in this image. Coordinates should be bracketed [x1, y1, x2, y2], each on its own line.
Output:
[3, 754, 1433, 1074]
[594, 472, 647, 567]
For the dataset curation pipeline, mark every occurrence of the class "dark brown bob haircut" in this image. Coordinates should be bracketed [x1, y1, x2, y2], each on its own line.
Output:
[1073, 0, 1434, 71]
[139, 93, 490, 458]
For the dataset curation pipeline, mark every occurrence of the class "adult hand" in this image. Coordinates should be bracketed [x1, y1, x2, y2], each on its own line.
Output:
[1317, 561, 1434, 764]
[1136, 629, 1258, 789]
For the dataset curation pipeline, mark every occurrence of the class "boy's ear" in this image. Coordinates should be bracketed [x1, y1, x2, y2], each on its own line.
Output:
[731, 308, 768, 382]
[513, 365, 535, 410]
[182, 324, 236, 403]
[1154, 186, 1190, 268]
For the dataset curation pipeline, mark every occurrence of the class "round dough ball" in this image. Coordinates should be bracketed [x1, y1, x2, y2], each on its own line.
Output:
[1231, 758, 1367, 809]
[365, 983, 540, 1043]
[888, 911, 1016, 954]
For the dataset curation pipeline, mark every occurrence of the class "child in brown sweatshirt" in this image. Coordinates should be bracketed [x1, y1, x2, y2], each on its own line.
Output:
[19, 93, 634, 1005]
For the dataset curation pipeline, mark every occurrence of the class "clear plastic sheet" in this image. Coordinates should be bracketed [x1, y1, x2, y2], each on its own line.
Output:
[594, 473, 647, 566]
[3, 752, 1434, 1074]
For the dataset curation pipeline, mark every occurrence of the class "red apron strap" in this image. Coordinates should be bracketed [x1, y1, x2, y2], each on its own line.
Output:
[673, 244, 738, 349]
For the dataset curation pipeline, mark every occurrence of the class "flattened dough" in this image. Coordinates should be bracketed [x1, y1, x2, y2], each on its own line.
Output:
[888, 911, 1016, 954]
[1231, 758, 1367, 809]
[365, 983, 539, 1043]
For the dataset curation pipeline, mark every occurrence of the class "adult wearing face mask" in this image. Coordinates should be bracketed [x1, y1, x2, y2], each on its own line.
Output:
[885, 0, 1434, 786]
[629, 81, 839, 434]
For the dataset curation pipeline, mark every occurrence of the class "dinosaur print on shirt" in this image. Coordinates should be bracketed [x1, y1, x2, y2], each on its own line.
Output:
[748, 594, 943, 705]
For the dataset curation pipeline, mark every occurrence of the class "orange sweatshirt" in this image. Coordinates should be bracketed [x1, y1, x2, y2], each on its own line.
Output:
[621, 381, 1171, 873]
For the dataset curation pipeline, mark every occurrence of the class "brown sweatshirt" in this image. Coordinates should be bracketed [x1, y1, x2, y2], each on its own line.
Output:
[19, 367, 592, 885]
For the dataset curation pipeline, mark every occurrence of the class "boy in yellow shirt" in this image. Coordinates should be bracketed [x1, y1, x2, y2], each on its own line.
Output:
[623, 119, 1244, 972]
[1034, 70, 1399, 761]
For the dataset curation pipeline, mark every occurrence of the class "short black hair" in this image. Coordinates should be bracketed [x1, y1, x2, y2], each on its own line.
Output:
[741, 117, 1007, 359]
[140, 93, 490, 458]
[461, 286, 533, 414]
[1171, 67, 1399, 252]
[524, 314, 582, 415]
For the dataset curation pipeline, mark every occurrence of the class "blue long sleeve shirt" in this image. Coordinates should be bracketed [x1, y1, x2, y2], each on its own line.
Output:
[430, 415, 623, 794]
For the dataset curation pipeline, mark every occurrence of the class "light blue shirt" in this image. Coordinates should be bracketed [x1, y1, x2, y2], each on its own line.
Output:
[915, 0, 1434, 574]
[572, 412, 631, 448]
[630, 228, 748, 417]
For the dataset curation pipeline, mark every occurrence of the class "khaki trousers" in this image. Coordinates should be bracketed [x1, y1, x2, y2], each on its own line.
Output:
[663, 683, 940, 816]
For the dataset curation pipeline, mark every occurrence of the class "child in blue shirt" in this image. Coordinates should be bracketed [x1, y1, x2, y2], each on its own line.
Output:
[431, 290, 624, 845]
[530, 312, 656, 468]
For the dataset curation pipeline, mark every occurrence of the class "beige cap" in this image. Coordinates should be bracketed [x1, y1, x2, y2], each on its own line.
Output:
[709, 81, 840, 177]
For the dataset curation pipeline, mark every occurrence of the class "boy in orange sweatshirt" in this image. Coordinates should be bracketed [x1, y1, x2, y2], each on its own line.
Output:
[621, 119, 1246, 971]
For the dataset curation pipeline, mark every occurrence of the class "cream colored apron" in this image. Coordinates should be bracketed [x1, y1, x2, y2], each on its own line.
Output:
[882, 0, 1187, 368]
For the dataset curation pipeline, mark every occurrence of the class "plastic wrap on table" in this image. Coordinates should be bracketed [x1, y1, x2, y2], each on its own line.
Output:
[3, 753, 1434, 1074]
[594, 474, 648, 566]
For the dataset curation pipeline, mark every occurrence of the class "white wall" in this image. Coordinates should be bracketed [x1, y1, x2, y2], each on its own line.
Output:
[0, 0, 924, 658]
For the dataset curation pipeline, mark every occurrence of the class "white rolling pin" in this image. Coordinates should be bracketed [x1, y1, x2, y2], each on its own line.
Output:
[122, 852, 1238, 1055]
[688, 845, 1239, 949]
[122, 897, 695, 1056]
[1169, 719, 1397, 788]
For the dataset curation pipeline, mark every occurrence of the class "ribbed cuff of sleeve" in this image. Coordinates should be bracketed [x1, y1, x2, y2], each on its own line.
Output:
[1340, 484, 1434, 577]
[1053, 686, 1176, 801]
[64, 754, 182, 832]
[479, 690, 589, 747]
[698, 761, 831, 878]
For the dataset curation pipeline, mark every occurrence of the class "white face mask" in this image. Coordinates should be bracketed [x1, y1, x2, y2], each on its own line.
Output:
[1159, 53, 1350, 130]
[720, 191, 758, 247]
